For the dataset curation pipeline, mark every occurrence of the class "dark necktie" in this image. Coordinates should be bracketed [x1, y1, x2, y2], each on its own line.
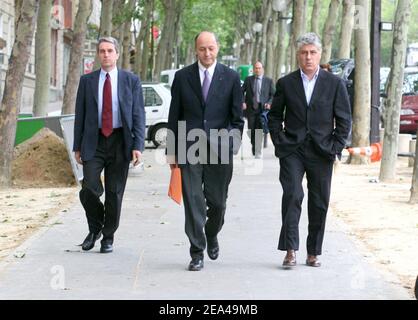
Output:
[202, 69, 210, 102]
[101, 73, 113, 137]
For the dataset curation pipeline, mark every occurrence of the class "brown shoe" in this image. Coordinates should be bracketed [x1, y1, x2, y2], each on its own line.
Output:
[282, 250, 296, 268]
[306, 255, 321, 267]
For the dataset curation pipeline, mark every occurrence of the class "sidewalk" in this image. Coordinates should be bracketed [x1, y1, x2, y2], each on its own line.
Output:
[0, 137, 412, 299]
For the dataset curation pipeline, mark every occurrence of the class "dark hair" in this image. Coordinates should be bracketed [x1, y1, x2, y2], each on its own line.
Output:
[320, 63, 331, 72]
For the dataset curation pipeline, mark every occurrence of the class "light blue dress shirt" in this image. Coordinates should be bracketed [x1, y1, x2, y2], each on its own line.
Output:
[300, 67, 320, 106]
[98, 67, 122, 129]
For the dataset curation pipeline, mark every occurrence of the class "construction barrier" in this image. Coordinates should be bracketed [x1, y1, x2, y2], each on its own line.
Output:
[347, 142, 383, 162]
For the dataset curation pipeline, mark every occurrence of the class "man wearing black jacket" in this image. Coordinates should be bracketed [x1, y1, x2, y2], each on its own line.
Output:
[268, 33, 351, 268]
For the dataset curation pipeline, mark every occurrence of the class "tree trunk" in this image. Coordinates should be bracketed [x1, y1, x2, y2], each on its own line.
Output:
[259, 0, 272, 67]
[33, 0, 52, 116]
[111, 0, 125, 40]
[111, 0, 125, 68]
[99, 0, 114, 38]
[285, 37, 292, 73]
[122, 0, 135, 70]
[274, 10, 288, 79]
[321, 0, 341, 64]
[410, 128, 418, 203]
[140, 16, 152, 80]
[134, 0, 152, 77]
[265, 15, 279, 79]
[291, 0, 306, 71]
[94, 0, 114, 70]
[185, 43, 195, 66]
[265, 3, 277, 78]
[338, 0, 354, 59]
[14, 0, 23, 30]
[154, 0, 185, 80]
[310, 0, 321, 35]
[379, 0, 412, 181]
[349, 0, 371, 165]
[62, 0, 93, 115]
[0, 0, 39, 187]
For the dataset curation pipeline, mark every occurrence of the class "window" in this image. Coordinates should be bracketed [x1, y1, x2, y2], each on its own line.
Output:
[144, 87, 162, 106]
[0, 14, 3, 37]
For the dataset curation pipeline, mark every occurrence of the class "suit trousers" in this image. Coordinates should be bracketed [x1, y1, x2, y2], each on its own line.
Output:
[79, 129, 129, 242]
[246, 105, 263, 155]
[278, 138, 334, 255]
[180, 161, 233, 259]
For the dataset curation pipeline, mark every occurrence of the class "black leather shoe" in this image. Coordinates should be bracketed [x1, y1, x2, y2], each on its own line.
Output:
[207, 237, 219, 260]
[81, 231, 102, 251]
[100, 240, 113, 253]
[188, 258, 204, 271]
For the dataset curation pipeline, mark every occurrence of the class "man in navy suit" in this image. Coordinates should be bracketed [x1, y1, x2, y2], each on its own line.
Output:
[268, 33, 351, 268]
[73, 37, 145, 253]
[167, 31, 244, 271]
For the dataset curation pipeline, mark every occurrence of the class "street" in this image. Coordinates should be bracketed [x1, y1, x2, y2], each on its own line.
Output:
[0, 131, 411, 300]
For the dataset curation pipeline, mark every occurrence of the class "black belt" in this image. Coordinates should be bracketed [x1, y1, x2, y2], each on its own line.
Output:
[99, 127, 123, 135]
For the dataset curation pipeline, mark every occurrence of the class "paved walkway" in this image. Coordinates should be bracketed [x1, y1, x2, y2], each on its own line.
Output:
[0, 134, 412, 299]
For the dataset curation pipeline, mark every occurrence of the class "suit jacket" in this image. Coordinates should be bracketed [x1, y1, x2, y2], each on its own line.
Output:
[268, 69, 352, 160]
[73, 69, 146, 162]
[167, 62, 244, 163]
[242, 75, 275, 117]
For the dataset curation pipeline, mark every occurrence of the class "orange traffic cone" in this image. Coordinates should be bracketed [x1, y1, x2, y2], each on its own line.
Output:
[347, 142, 382, 162]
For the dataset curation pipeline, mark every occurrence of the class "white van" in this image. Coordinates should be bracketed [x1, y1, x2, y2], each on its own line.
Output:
[160, 69, 179, 87]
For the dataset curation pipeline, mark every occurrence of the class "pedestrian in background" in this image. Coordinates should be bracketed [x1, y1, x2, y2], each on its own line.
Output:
[241, 61, 275, 158]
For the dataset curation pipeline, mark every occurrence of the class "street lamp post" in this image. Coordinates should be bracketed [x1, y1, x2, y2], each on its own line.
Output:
[370, 0, 381, 144]
[251, 22, 269, 148]
[252, 22, 262, 63]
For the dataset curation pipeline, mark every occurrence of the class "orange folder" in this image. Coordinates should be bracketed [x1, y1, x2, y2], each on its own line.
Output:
[168, 166, 182, 204]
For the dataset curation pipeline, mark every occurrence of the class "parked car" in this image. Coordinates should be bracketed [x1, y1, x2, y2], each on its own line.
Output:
[328, 58, 355, 108]
[160, 69, 178, 87]
[398, 67, 418, 134]
[328, 59, 418, 134]
[143, 82, 171, 147]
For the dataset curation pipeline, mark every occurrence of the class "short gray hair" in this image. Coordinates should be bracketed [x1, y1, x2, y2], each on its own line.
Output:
[97, 36, 120, 54]
[295, 32, 322, 52]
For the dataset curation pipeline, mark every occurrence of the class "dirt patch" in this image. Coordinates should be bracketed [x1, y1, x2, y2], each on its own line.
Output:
[331, 157, 418, 298]
[12, 128, 76, 188]
[0, 187, 77, 260]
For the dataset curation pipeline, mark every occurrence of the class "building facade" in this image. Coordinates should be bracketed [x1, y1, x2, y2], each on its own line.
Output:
[0, 0, 101, 115]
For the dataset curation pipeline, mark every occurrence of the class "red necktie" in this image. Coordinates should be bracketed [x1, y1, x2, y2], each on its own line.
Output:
[101, 73, 113, 137]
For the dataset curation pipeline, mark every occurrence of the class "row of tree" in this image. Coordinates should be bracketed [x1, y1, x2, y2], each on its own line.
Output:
[0, 0, 417, 203]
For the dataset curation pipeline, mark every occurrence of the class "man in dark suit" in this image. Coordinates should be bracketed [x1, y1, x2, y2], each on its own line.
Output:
[268, 33, 351, 268]
[73, 37, 145, 253]
[167, 31, 244, 271]
[242, 61, 275, 158]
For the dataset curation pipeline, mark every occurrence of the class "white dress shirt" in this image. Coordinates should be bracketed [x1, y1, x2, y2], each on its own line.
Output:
[198, 60, 217, 86]
[300, 67, 320, 106]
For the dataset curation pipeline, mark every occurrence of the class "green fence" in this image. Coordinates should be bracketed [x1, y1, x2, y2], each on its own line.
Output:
[237, 65, 253, 82]
[15, 114, 74, 146]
